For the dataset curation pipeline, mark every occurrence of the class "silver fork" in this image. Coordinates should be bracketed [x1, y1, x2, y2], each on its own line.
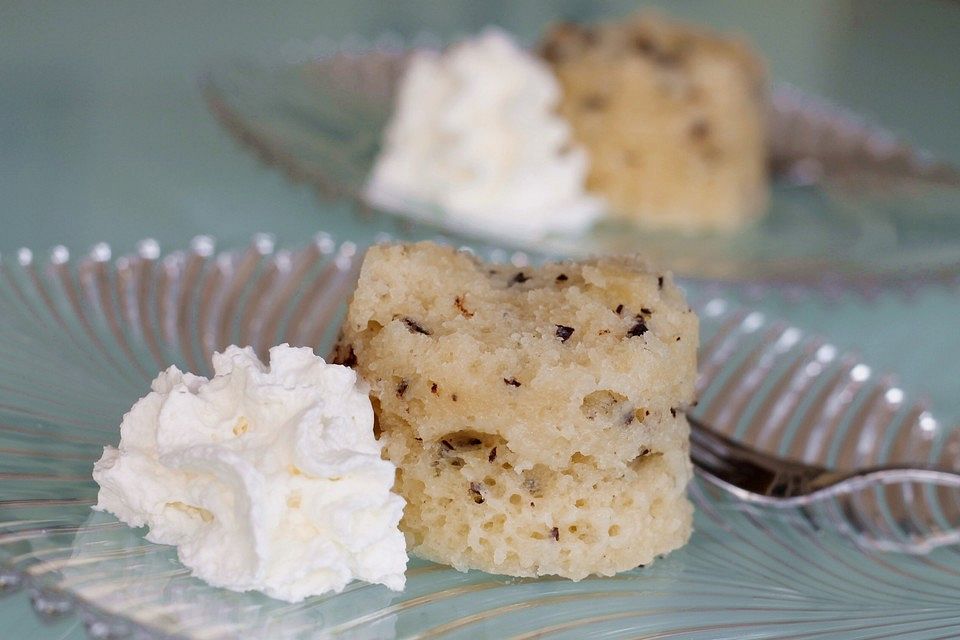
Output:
[687, 299, 960, 548]
[689, 417, 960, 507]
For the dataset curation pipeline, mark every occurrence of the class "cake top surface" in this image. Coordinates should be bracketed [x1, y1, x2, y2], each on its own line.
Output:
[337, 242, 698, 469]
[342, 242, 695, 373]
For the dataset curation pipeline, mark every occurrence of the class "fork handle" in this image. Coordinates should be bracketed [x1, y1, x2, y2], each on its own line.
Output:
[688, 415, 960, 507]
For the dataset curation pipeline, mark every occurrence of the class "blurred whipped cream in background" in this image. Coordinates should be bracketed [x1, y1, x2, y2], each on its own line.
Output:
[364, 28, 603, 240]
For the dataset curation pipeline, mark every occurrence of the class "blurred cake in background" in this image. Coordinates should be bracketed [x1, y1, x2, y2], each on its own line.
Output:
[539, 13, 770, 232]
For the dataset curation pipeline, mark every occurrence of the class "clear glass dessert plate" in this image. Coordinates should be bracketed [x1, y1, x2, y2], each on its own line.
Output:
[202, 43, 960, 292]
[0, 235, 958, 640]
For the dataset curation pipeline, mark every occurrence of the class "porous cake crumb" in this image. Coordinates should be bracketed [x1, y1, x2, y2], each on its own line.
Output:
[334, 242, 697, 579]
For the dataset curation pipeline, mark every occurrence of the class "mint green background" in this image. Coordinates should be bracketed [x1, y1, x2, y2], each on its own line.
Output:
[2, 1, 959, 637]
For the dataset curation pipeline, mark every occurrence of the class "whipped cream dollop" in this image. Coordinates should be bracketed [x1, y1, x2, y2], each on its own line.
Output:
[92, 345, 407, 602]
[364, 28, 603, 240]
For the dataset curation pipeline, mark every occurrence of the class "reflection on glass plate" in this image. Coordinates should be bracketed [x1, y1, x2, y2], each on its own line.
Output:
[0, 235, 958, 639]
[203, 42, 960, 291]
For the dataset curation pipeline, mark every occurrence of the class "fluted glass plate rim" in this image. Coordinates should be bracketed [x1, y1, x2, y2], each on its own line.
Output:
[202, 37, 960, 295]
[0, 234, 958, 640]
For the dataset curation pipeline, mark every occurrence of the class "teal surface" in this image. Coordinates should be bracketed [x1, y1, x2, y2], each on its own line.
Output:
[2, 1, 959, 637]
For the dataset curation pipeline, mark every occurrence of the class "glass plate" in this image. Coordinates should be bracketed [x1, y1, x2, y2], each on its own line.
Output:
[1, 235, 958, 640]
[202, 43, 960, 291]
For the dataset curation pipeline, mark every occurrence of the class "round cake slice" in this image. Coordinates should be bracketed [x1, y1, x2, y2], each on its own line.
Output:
[334, 241, 698, 579]
[539, 12, 769, 232]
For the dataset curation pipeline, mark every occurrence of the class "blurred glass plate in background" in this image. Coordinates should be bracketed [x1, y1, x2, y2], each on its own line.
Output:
[202, 42, 960, 291]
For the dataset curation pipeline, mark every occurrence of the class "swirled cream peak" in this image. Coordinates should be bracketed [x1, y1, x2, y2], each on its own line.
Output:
[365, 28, 603, 240]
[92, 345, 407, 602]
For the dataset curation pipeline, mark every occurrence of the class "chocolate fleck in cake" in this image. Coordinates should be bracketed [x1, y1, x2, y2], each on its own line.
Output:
[334, 242, 697, 580]
[539, 12, 769, 232]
